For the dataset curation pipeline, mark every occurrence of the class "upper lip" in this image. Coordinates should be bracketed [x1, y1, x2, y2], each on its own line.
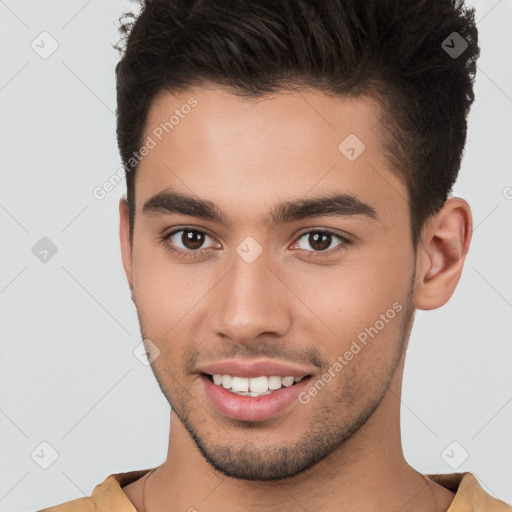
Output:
[198, 359, 313, 378]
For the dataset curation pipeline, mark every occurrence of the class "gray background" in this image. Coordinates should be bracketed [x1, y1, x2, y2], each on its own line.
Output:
[0, 1, 511, 510]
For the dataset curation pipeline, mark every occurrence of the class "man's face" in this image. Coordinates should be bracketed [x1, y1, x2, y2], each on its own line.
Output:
[121, 86, 417, 480]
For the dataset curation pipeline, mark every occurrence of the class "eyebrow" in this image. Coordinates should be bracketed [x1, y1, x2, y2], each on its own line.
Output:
[142, 188, 378, 229]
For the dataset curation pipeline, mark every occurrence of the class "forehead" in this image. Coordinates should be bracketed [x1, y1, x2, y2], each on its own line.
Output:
[135, 86, 408, 228]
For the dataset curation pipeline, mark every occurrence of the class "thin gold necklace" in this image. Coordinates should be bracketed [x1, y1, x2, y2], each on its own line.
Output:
[423, 474, 439, 511]
[142, 468, 156, 512]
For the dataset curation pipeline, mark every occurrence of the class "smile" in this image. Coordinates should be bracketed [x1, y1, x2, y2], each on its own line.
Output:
[205, 373, 307, 397]
[201, 372, 312, 421]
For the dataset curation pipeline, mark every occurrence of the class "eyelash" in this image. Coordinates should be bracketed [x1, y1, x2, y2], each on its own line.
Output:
[160, 226, 350, 260]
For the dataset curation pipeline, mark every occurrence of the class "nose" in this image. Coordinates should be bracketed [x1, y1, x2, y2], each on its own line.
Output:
[210, 251, 292, 346]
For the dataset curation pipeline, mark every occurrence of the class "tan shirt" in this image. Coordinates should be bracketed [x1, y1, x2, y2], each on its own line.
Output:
[38, 469, 512, 511]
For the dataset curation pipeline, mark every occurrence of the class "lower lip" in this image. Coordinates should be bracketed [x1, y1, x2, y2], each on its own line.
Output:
[201, 374, 311, 422]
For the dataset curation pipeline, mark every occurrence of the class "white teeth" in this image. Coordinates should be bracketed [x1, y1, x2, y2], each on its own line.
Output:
[210, 374, 307, 394]
[268, 376, 282, 390]
[234, 390, 272, 397]
[231, 376, 249, 392]
[282, 376, 295, 387]
[249, 376, 268, 393]
[221, 374, 232, 389]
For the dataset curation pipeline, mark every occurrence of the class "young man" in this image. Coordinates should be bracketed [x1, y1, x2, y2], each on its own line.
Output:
[40, 0, 511, 510]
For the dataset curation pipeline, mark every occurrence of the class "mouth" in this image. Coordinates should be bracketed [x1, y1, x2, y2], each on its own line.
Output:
[202, 372, 310, 397]
[200, 372, 313, 422]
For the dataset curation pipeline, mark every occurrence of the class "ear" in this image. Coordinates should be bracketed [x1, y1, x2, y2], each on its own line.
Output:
[414, 197, 472, 310]
[119, 197, 134, 297]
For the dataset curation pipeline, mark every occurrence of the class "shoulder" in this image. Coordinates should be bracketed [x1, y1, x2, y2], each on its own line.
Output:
[37, 496, 98, 511]
[36, 468, 153, 512]
[427, 472, 512, 511]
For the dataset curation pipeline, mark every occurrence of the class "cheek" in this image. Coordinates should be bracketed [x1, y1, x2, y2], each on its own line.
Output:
[131, 242, 210, 334]
[294, 242, 413, 360]
[306, 300, 410, 417]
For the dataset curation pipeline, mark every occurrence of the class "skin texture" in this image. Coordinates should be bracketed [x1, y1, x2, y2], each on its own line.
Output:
[119, 86, 472, 512]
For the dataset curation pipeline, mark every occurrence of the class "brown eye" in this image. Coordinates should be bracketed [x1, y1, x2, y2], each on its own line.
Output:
[295, 230, 346, 253]
[307, 232, 332, 251]
[295, 229, 350, 257]
[180, 229, 205, 250]
[161, 228, 220, 260]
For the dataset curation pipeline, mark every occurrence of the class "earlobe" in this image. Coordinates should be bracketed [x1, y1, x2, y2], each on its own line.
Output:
[119, 197, 134, 296]
[414, 198, 472, 310]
